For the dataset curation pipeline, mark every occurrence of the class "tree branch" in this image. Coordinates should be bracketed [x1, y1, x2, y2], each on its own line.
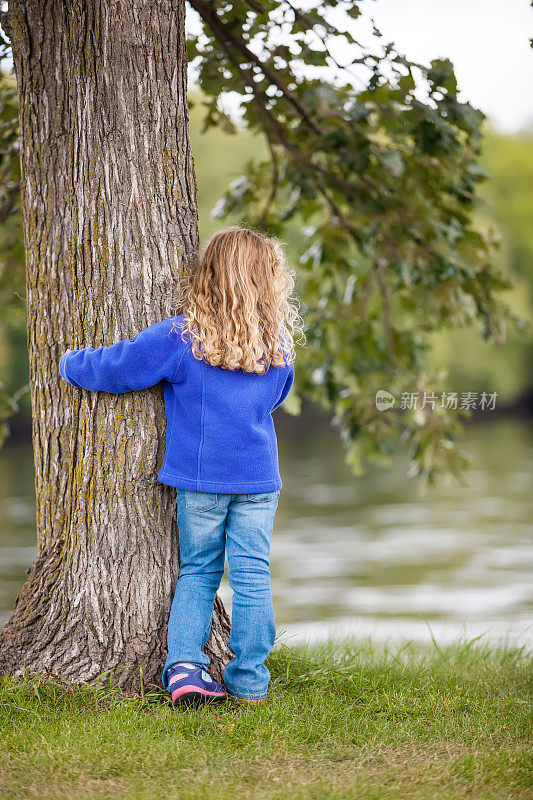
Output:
[191, 0, 326, 137]
[257, 134, 280, 230]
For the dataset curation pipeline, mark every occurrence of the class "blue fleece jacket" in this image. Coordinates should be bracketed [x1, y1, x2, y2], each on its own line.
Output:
[58, 314, 295, 493]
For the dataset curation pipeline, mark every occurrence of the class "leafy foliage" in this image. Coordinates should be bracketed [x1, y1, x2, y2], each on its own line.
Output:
[189, 0, 515, 482]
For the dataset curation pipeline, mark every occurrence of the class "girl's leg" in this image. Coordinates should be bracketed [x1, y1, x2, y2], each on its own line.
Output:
[223, 490, 280, 700]
[162, 489, 229, 690]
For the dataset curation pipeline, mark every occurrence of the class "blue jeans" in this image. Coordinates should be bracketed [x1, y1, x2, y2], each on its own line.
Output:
[162, 487, 280, 699]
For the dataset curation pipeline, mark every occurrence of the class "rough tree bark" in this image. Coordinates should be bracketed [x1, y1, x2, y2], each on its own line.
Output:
[0, 0, 231, 693]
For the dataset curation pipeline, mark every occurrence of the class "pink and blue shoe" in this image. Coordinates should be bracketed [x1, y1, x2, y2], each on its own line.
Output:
[167, 662, 227, 708]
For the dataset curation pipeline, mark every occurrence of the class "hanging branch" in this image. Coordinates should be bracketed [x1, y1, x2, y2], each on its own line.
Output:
[186, 0, 514, 483]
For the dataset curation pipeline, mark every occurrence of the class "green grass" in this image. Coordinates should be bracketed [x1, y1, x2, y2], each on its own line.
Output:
[0, 639, 531, 799]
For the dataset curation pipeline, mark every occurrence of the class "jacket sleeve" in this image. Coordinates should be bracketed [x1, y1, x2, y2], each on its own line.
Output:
[272, 362, 295, 411]
[58, 318, 185, 393]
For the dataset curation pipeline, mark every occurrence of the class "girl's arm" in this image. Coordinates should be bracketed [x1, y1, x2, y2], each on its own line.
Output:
[58, 318, 185, 393]
[272, 362, 295, 411]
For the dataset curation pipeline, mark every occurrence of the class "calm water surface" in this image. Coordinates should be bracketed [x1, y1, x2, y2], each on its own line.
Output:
[1, 418, 532, 650]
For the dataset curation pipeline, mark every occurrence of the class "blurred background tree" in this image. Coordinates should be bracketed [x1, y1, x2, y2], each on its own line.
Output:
[1, 1, 530, 484]
[0, 25, 25, 444]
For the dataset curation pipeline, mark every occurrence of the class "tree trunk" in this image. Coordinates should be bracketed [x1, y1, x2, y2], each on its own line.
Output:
[0, 0, 231, 694]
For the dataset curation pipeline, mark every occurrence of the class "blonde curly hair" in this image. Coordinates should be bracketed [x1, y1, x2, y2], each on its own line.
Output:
[170, 226, 305, 374]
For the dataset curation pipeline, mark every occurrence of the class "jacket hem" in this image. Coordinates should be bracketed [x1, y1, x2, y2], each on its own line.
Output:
[157, 469, 282, 494]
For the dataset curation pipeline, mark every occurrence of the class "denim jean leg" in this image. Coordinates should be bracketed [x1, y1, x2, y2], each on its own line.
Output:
[162, 490, 229, 689]
[223, 493, 279, 699]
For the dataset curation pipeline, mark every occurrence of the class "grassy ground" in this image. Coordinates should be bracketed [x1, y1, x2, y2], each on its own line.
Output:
[0, 639, 531, 800]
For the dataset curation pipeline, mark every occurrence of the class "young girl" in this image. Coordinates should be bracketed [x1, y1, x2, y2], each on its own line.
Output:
[59, 226, 303, 707]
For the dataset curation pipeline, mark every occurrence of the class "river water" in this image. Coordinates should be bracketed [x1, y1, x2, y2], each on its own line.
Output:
[1, 417, 531, 651]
